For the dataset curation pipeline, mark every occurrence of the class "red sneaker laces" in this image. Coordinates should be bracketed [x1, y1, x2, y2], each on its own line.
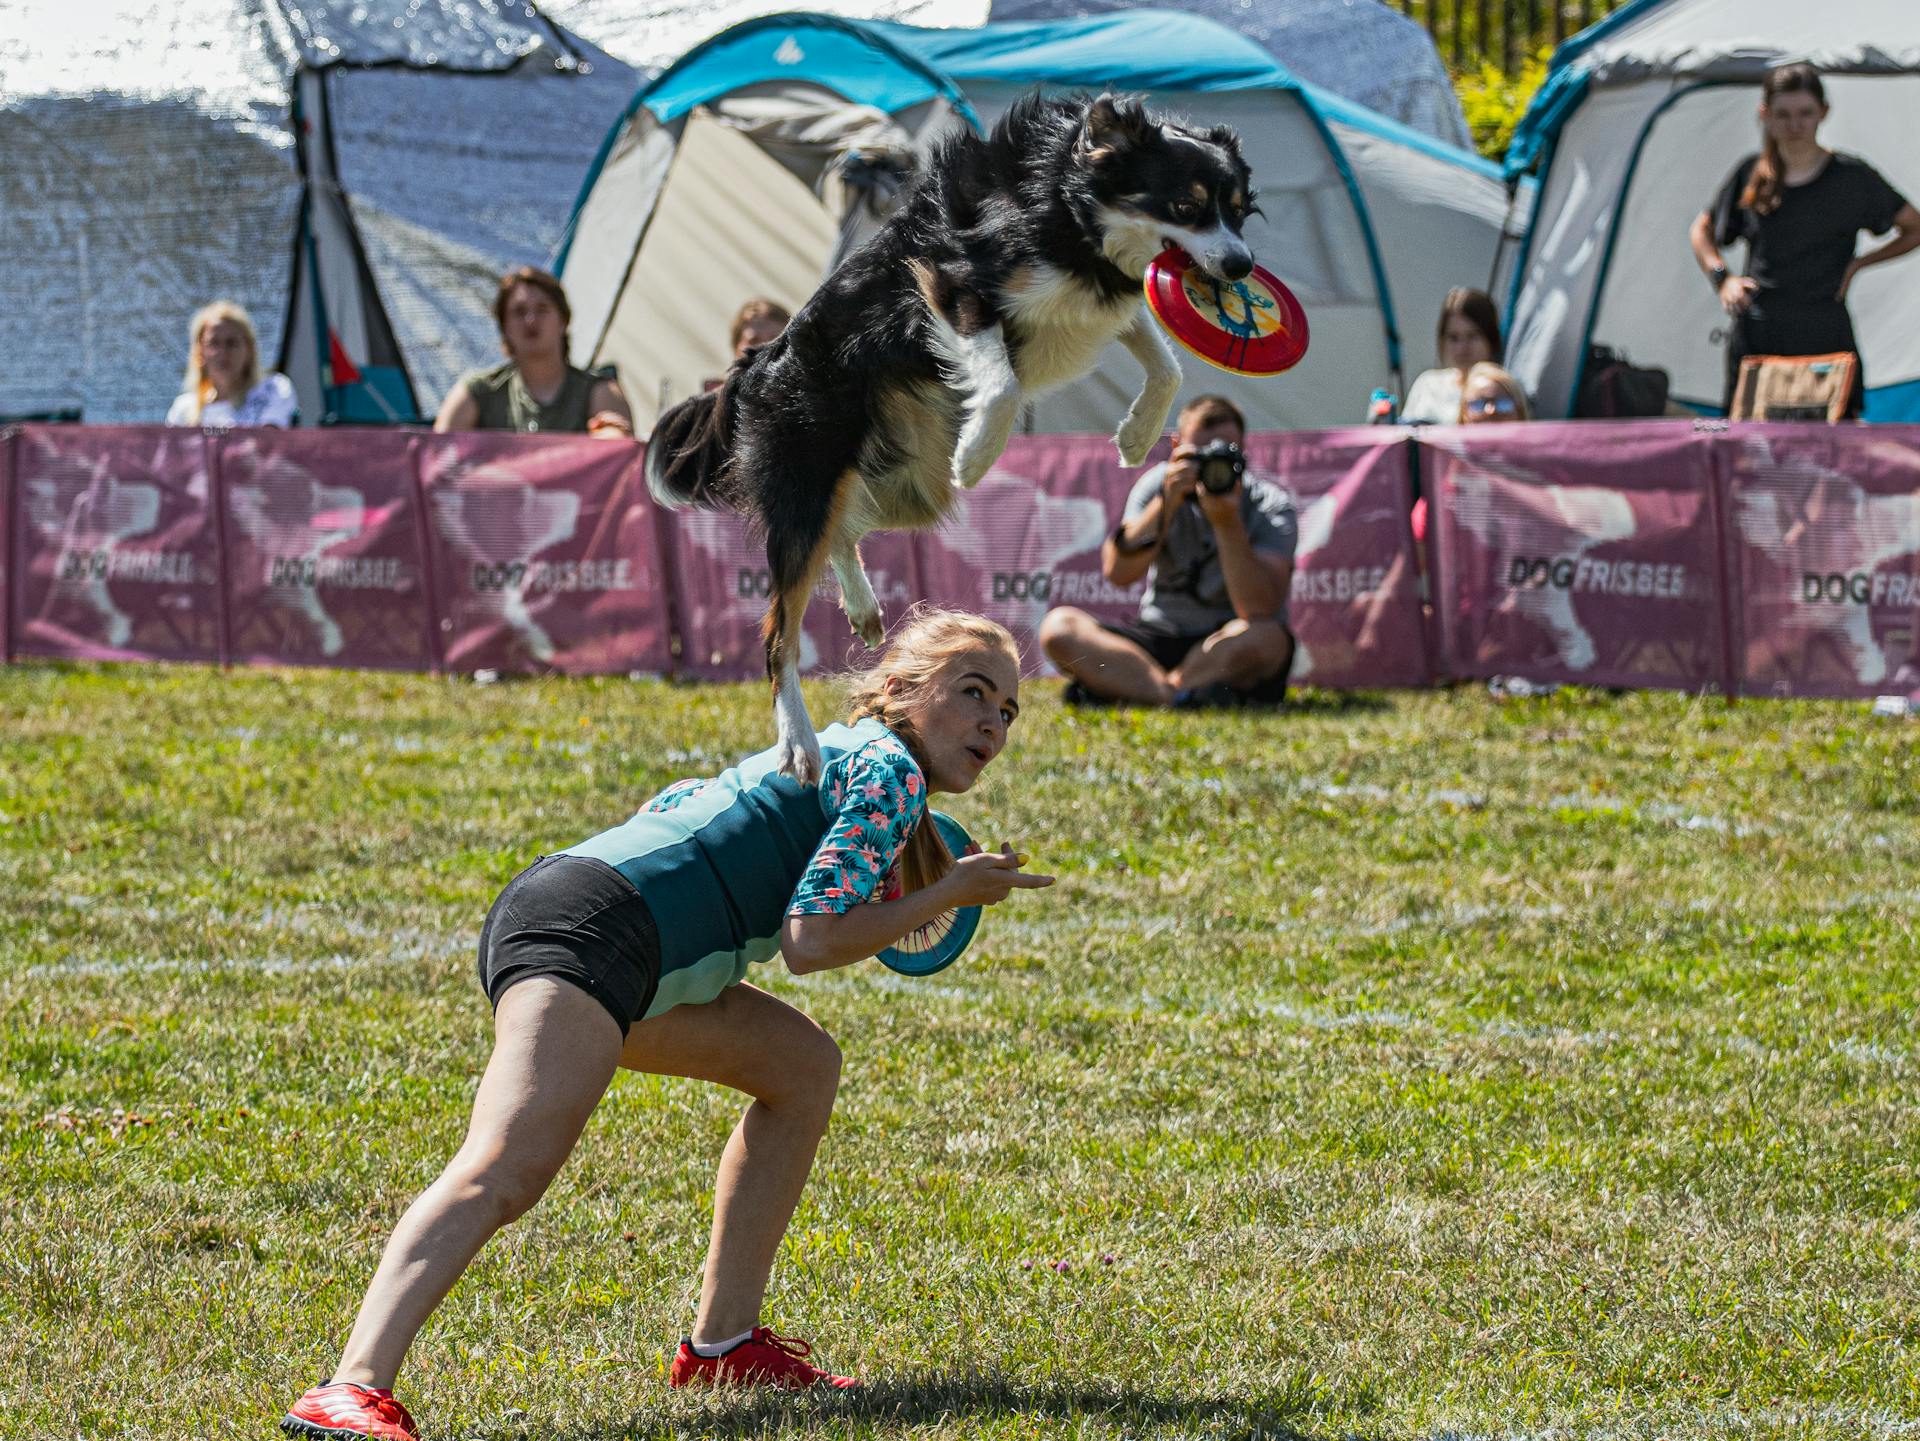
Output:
[362, 1389, 416, 1433]
[754, 1327, 814, 1362]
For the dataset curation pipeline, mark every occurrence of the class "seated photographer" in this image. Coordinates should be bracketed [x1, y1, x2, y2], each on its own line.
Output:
[1038, 395, 1296, 709]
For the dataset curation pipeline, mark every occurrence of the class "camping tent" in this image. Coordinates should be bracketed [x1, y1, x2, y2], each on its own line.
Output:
[1503, 0, 1920, 420]
[542, 0, 1473, 148]
[986, 0, 1471, 149]
[558, 8, 1516, 438]
[0, 0, 636, 426]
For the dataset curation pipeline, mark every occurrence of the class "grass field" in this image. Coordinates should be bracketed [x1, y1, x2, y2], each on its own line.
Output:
[3, 662, 1917, 1440]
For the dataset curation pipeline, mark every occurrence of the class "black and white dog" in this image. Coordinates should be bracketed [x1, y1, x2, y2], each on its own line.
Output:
[648, 92, 1259, 781]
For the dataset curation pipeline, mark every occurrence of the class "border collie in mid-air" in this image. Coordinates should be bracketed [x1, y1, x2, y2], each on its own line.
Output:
[649, 91, 1259, 781]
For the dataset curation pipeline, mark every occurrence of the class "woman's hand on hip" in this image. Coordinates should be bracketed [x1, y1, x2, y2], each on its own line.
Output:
[940, 847, 1055, 908]
[1719, 275, 1759, 315]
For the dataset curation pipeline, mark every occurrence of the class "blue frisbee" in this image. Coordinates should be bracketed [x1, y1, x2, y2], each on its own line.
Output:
[877, 812, 983, 976]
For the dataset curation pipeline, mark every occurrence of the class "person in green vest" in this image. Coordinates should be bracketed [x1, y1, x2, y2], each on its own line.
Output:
[434, 267, 635, 438]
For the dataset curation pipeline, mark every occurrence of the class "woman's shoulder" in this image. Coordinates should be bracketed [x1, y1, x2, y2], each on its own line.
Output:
[819, 720, 925, 806]
[165, 391, 198, 426]
[459, 359, 518, 397]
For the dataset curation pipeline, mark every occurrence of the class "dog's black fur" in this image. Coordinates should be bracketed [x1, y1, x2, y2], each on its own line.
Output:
[649, 91, 1258, 779]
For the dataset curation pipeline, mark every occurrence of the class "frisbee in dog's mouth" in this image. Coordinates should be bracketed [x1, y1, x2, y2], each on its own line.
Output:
[1144, 247, 1309, 377]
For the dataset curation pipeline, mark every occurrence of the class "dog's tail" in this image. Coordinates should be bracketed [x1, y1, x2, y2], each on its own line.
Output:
[645, 372, 739, 511]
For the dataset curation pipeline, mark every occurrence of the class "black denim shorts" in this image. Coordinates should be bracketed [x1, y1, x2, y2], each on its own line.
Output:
[476, 854, 661, 1033]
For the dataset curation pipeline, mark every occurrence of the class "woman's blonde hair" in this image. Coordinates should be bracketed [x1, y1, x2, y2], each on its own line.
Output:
[844, 607, 1021, 895]
[1459, 361, 1532, 422]
[181, 300, 261, 423]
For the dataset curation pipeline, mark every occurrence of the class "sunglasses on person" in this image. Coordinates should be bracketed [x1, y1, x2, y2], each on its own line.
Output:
[1466, 393, 1520, 418]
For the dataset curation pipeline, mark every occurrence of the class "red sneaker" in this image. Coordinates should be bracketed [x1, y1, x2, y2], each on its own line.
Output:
[668, 1327, 861, 1390]
[281, 1380, 421, 1441]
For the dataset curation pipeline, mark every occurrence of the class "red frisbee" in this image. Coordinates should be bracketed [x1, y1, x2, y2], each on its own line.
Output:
[1144, 247, 1309, 376]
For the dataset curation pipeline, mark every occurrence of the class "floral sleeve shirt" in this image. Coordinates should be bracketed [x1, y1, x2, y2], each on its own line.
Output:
[788, 729, 926, 916]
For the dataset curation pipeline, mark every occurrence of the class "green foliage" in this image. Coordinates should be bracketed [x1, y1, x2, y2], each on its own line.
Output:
[1458, 45, 1556, 162]
[3, 664, 1918, 1436]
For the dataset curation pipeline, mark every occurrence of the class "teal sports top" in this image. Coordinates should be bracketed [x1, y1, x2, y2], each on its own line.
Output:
[564, 719, 926, 1019]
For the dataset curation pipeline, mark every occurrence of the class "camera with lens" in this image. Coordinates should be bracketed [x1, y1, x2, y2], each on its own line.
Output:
[1193, 439, 1245, 496]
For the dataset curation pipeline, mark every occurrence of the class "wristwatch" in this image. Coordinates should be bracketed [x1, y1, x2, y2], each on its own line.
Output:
[1708, 264, 1729, 291]
[1111, 520, 1158, 555]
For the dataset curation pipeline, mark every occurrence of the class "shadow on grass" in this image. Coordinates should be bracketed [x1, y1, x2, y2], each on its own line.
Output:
[561, 1370, 1381, 1440]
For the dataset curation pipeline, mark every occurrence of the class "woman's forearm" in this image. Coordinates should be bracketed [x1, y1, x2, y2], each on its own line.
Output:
[780, 876, 963, 973]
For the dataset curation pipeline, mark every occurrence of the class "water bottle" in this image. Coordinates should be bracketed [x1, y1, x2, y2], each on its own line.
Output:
[1367, 387, 1398, 425]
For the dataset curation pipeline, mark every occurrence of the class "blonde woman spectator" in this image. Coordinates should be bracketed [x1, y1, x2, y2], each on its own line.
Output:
[1459, 362, 1532, 424]
[166, 301, 297, 428]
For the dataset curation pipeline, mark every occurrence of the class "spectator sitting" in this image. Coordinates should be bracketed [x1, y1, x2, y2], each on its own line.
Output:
[1039, 395, 1297, 709]
[165, 301, 297, 428]
[435, 267, 633, 437]
[1398, 287, 1502, 425]
[730, 298, 792, 361]
[1459, 362, 1532, 424]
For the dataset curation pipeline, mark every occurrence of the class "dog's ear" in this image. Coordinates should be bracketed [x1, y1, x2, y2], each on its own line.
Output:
[1203, 124, 1246, 163]
[1078, 94, 1153, 161]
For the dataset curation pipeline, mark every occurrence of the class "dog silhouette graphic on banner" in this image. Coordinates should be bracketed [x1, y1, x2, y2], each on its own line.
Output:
[227, 451, 370, 658]
[431, 466, 582, 664]
[25, 451, 163, 649]
[1437, 441, 1638, 672]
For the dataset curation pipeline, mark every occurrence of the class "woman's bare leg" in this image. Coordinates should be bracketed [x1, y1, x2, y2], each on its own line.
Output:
[332, 978, 624, 1388]
[618, 983, 843, 1343]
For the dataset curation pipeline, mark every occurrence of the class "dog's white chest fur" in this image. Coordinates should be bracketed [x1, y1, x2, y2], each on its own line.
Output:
[1001, 265, 1143, 391]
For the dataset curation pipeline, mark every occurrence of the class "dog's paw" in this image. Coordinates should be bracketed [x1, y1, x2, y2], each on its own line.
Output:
[775, 732, 824, 786]
[1114, 409, 1159, 467]
[951, 448, 996, 490]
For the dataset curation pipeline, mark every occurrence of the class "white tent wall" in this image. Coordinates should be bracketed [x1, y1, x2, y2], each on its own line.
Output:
[1329, 119, 1514, 389]
[588, 108, 844, 429]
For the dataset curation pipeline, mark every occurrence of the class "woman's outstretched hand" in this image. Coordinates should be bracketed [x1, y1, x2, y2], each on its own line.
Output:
[941, 845, 1056, 907]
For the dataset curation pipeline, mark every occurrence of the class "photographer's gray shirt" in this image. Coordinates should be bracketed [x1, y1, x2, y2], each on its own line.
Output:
[1121, 464, 1298, 635]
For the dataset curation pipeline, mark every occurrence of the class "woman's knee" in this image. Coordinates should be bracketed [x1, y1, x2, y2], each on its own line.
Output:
[777, 1024, 843, 1120]
[1037, 606, 1085, 657]
[445, 1151, 563, 1228]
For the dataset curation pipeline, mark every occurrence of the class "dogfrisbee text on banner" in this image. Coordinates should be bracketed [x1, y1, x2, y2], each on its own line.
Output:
[1425, 422, 1729, 693]
[1720, 424, 1920, 699]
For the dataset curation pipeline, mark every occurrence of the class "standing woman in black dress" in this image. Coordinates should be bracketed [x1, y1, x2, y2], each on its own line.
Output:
[1689, 64, 1920, 418]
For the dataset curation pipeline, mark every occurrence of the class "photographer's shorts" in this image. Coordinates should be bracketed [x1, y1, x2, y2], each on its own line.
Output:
[1101, 618, 1295, 704]
[477, 854, 661, 1033]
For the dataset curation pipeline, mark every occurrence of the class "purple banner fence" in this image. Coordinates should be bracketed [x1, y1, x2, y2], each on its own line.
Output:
[3, 422, 1917, 701]
[1718, 426, 1920, 699]
[1247, 429, 1429, 689]
[664, 508, 920, 681]
[1425, 421, 1729, 692]
[221, 429, 435, 671]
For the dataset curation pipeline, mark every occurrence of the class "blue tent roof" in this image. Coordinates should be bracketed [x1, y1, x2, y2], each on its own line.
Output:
[632, 7, 1500, 181]
[640, 9, 1302, 125]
